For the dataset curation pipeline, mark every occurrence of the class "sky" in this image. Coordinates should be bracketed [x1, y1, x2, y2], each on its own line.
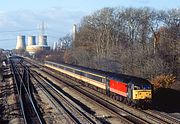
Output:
[0, 0, 179, 49]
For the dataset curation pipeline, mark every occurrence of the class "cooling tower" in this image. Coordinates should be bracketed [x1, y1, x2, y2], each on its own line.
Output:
[27, 36, 36, 46]
[38, 35, 47, 45]
[16, 35, 26, 50]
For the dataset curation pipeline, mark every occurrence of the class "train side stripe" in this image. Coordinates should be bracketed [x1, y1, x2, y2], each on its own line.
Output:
[45, 64, 106, 89]
[45, 61, 106, 78]
[109, 88, 127, 97]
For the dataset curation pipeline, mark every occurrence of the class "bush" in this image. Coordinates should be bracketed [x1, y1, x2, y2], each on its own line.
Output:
[151, 74, 176, 88]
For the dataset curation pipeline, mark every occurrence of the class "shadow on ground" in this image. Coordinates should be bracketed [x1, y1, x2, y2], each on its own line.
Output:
[153, 88, 180, 113]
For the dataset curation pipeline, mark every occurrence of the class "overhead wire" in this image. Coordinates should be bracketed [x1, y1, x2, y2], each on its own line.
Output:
[0, 38, 16, 41]
[0, 29, 38, 34]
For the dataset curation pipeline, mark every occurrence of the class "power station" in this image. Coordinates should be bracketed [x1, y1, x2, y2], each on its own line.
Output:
[15, 23, 77, 54]
[16, 35, 50, 55]
[16, 22, 50, 55]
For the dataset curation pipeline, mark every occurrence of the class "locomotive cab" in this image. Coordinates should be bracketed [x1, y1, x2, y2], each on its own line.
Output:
[124, 77, 153, 107]
[132, 84, 152, 100]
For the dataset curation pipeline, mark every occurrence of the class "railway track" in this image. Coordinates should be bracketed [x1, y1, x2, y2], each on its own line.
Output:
[25, 59, 140, 123]
[24, 58, 180, 124]
[11, 57, 102, 123]
[31, 66, 150, 123]
[10, 58, 45, 124]
[40, 64, 179, 124]
[144, 110, 180, 124]
[30, 70, 100, 124]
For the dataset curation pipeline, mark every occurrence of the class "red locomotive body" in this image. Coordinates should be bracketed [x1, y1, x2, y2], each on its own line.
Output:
[109, 80, 127, 97]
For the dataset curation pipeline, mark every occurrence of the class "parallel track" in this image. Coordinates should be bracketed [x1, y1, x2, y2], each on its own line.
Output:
[25, 58, 180, 124]
[144, 110, 180, 124]
[41, 64, 179, 124]
[30, 70, 100, 124]
[10, 59, 45, 124]
[34, 66, 149, 123]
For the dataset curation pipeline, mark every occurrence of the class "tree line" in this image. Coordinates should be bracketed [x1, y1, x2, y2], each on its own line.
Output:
[45, 7, 180, 86]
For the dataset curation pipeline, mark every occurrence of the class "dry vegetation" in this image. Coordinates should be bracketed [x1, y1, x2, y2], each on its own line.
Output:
[151, 74, 176, 88]
[32, 7, 180, 89]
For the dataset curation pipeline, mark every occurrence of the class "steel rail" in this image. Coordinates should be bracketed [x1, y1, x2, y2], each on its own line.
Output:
[16, 63, 44, 124]
[41, 66, 172, 124]
[31, 70, 99, 124]
[10, 59, 44, 124]
[30, 72, 77, 124]
[24, 58, 180, 124]
[145, 110, 180, 124]
[45, 65, 179, 124]
[10, 60, 28, 124]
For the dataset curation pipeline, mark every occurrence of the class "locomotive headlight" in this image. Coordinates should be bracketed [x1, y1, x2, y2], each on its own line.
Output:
[135, 94, 137, 98]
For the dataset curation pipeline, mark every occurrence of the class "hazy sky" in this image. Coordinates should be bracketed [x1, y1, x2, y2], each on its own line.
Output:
[0, 0, 179, 49]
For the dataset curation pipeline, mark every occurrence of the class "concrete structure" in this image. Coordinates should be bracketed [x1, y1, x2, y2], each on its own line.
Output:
[72, 24, 77, 42]
[26, 45, 50, 55]
[26, 35, 50, 55]
[16, 35, 26, 50]
[38, 35, 47, 45]
[52, 42, 58, 51]
[27, 36, 36, 46]
[15, 33, 50, 55]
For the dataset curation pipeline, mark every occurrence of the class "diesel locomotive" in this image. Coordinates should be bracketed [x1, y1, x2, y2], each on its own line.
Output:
[44, 61, 153, 107]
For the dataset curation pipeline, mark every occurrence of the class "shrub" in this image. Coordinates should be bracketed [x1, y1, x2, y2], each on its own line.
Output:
[151, 74, 176, 88]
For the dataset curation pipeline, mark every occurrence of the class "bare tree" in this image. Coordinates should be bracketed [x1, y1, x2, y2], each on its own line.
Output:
[46, 7, 180, 82]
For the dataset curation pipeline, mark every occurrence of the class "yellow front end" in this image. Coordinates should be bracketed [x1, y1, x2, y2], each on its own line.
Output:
[133, 90, 152, 100]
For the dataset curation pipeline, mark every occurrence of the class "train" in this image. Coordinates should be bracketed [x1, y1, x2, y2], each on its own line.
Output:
[44, 61, 153, 107]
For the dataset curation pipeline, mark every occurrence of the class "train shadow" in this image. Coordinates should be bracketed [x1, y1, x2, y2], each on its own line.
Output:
[0, 120, 9, 124]
[152, 88, 180, 113]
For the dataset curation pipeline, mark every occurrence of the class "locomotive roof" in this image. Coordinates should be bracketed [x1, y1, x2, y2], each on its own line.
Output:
[105, 72, 151, 85]
[45, 61, 151, 85]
